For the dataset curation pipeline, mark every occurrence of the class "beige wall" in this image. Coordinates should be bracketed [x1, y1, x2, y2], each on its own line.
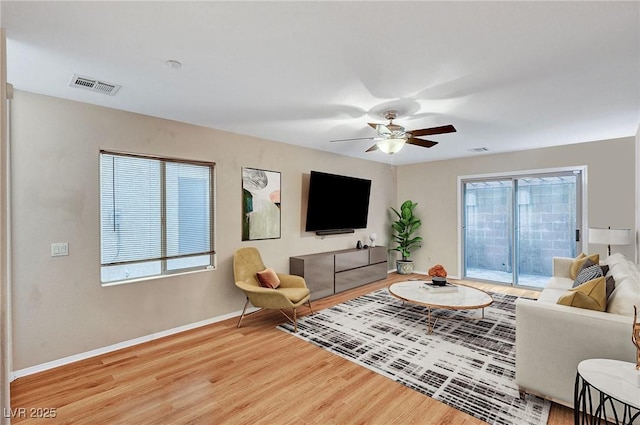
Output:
[10, 89, 638, 372]
[1, 28, 10, 424]
[10, 91, 397, 370]
[396, 137, 636, 276]
[636, 124, 639, 262]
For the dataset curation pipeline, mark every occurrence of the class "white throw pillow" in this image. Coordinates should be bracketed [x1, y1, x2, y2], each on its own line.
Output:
[607, 256, 633, 283]
[606, 276, 640, 317]
[605, 253, 627, 267]
[628, 261, 640, 282]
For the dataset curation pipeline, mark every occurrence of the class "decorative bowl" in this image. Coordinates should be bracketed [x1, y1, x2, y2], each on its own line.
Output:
[431, 277, 447, 286]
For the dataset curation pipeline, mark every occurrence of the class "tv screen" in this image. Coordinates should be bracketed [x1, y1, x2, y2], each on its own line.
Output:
[305, 171, 371, 233]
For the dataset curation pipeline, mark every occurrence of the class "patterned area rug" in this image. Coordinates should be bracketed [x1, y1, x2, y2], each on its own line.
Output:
[278, 288, 550, 425]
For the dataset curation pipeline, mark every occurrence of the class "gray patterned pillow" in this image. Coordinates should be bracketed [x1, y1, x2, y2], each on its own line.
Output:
[573, 259, 603, 287]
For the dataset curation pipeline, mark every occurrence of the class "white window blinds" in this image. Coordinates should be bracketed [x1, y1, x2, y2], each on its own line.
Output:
[100, 151, 215, 283]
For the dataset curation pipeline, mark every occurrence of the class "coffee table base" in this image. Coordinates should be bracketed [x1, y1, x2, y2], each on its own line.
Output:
[425, 305, 487, 334]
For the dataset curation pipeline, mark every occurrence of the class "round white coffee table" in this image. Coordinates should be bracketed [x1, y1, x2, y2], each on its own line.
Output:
[574, 358, 639, 424]
[388, 280, 493, 334]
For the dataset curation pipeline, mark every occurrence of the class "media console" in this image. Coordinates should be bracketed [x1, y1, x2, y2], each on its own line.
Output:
[289, 246, 388, 300]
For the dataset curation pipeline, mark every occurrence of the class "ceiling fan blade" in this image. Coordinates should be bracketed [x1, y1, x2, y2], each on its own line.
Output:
[407, 138, 438, 148]
[409, 124, 457, 137]
[365, 143, 379, 152]
[367, 123, 392, 135]
[330, 137, 375, 143]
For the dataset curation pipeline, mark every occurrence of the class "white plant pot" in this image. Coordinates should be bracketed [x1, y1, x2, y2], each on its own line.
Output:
[396, 260, 414, 275]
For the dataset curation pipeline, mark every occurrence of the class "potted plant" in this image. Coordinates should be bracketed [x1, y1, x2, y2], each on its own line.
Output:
[390, 200, 423, 274]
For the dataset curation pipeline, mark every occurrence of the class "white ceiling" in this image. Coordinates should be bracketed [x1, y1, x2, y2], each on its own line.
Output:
[2, 1, 639, 165]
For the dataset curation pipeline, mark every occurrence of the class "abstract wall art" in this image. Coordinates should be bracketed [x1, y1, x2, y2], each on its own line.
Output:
[242, 167, 281, 240]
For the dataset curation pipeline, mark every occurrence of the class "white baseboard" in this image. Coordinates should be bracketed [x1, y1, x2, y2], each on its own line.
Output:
[10, 306, 257, 381]
[11, 271, 465, 381]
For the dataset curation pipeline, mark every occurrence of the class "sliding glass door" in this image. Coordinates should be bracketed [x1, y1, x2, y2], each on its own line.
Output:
[462, 171, 582, 288]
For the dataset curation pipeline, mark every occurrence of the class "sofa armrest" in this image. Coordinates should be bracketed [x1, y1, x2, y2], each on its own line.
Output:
[515, 298, 635, 406]
[552, 256, 574, 279]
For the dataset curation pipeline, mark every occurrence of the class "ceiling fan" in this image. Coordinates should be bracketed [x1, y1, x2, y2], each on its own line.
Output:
[330, 110, 456, 154]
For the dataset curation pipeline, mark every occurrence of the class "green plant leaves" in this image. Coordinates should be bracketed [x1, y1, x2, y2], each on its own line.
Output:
[400, 200, 415, 211]
[389, 199, 422, 260]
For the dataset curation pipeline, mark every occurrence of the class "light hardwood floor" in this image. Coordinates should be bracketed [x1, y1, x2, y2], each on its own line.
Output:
[10, 273, 574, 424]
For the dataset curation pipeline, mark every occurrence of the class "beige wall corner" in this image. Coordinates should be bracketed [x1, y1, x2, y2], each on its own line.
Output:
[636, 124, 639, 263]
[0, 27, 11, 425]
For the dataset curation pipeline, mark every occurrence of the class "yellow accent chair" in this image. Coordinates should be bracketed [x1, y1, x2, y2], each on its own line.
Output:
[233, 247, 313, 332]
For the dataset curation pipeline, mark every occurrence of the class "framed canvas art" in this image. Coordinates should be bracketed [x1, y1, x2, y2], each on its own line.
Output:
[242, 167, 281, 240]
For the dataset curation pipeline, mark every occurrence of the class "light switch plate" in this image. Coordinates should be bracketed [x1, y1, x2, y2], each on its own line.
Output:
[51, 242, 69, 257]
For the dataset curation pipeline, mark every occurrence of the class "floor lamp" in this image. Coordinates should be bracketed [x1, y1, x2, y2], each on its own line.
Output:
[588, 227, 633, 256]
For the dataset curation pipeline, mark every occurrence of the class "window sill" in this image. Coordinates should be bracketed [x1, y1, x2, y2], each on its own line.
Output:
[101, 266, 216, 287]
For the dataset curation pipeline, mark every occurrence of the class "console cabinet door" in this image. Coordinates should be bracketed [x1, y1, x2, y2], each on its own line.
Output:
[369, 246, 388, 264]
[335, 250, 369, 272]
[335, 262, 388, 293]
[290, 255, 334, 300]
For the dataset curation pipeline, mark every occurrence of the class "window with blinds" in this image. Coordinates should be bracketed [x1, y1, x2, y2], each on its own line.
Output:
[100, 151, 216, 284]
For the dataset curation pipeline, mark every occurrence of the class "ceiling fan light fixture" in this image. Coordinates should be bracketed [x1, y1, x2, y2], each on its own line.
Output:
[377, 137, 406, 154]
[332, 110, 455, 154]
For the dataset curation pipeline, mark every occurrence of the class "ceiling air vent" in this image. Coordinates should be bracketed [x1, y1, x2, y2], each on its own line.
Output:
[69, 74, 121, 96]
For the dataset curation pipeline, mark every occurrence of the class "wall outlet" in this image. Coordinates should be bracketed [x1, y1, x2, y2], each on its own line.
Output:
[51, 243, 69, 257]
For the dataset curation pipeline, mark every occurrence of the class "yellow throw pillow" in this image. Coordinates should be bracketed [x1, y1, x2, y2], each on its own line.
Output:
[569, 253, 599, 280]
[557, 276, 606, 311]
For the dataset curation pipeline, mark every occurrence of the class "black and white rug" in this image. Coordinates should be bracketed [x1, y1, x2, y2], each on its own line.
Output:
[278, 288, 550, 425]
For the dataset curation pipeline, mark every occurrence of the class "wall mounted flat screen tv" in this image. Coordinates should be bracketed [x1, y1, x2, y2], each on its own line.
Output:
[305, 171, 371, 234]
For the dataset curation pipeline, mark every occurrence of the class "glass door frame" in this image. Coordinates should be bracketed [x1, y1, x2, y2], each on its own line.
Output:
[457, 166, 587, 288]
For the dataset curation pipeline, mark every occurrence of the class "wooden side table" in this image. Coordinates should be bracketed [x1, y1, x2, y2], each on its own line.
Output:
[574, 359, 640, 424]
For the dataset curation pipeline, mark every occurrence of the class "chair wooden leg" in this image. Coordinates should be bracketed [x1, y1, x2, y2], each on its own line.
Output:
[237, 298, 251, 328]
[294, 308, 298, 333]
[307, 299, 314, 314]
[277, 307, 306, 332]
[278, 309, 295, 327]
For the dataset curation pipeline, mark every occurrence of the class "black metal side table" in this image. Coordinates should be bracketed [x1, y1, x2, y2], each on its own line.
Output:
[574, 359, 640, 424]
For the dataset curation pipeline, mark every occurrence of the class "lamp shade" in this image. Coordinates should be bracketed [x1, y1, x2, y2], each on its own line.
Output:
[377, 138, 406, 154]
[588, 227, 632, 245]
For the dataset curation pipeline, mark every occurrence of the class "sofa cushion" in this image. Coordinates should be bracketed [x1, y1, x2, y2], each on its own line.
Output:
[546, 276, 574, 291]
[277, 287, 310, 303]
[606, 276, 639, 317]
[569, 253, 599, 280]
[604, 253, 640, 282]
[557, 276, 606, 311]
[608, 259, 633, 283]
[604, 252, 630, 269]
[538, 287, 569, 303]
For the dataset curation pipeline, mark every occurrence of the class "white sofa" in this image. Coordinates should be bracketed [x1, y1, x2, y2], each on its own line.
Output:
[515, 253, 638, 407]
